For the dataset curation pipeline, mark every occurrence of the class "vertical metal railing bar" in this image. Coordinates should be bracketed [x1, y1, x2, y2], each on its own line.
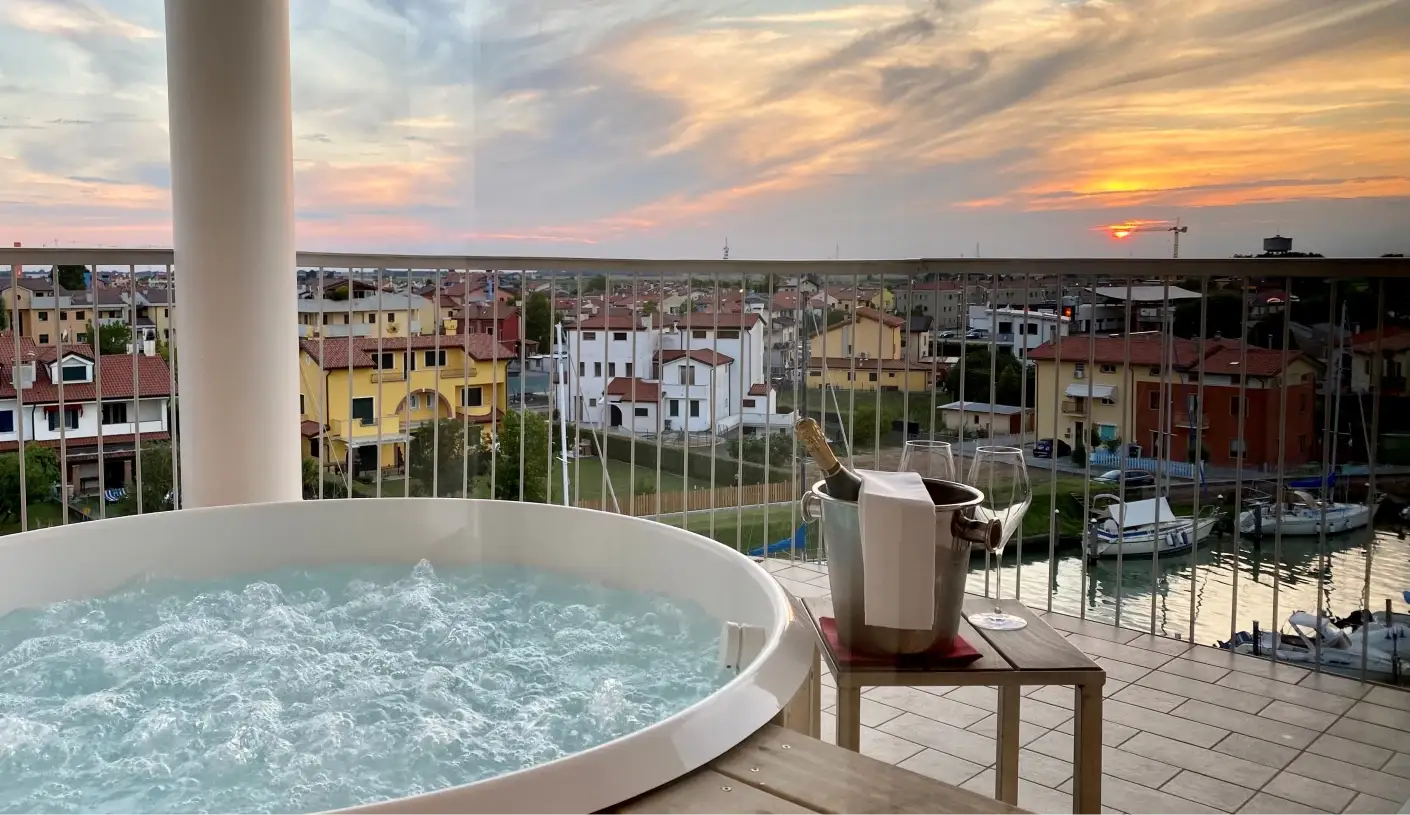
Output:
[491, 269, 502, 501]
[11, 263, 26, 532]
[318, 265, 327, 500]
[1046, 273, 1063, 613]
[1188, 275, 1210, 643]
[54, 265, 69, 523]
[430, 268, 441, 499]
[1081, 281, 1097, 621]
[958, 272, 968, 474]
[708, 272, 719, 540]
[166, 263, 178, 508]
[547, 270, 558, 506]
[927, 276, 938, 447]
[403, 270, 414, 499]
[348, 269, 358, 499]
[574, 272, 584, 509]
[736, 276, 745, 550]
[872, 273, 883, 469]
[985, 272, 999, 595]
[91, 264, 106, 520]
[1313, 281, 1339, 672]
[789, 275, 801, 564]
[597, 271, 608, 509]
[1017, 272, 1031, 602]
[375, 267, 385, 499]
[460, 268, 472, 498]
[1359, 278, 1386, 681]
[901, 274, 914, 474]
[129, 264, 142, 516]
[679, 274, 689, 531]
[630, 269, 640, 516]
[1149, 279, 1172, 634]
[1267, 275, 1293, 665]
[847, 270, 858, 468]
[1115, 276, 1134, 629]
[1229, 283, 1251, 643]
[655, 267, 665, 521]
[517, 270, 528, 505]
[762, 271, 774, 560]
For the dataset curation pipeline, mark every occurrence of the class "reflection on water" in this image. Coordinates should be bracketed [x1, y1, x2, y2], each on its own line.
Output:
[967, 525, 1403, 647]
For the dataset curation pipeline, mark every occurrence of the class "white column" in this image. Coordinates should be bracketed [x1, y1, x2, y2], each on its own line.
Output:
[165, 0, 300, 507]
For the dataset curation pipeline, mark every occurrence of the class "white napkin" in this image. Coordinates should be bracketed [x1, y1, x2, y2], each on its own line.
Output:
[857, 469, 937, 629]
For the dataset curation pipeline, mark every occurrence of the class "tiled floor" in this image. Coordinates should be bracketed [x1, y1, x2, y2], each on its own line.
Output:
[763, 557, 1410, 815]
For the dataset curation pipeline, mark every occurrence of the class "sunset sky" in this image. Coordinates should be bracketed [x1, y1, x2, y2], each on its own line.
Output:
[0, 0, 1406, 258]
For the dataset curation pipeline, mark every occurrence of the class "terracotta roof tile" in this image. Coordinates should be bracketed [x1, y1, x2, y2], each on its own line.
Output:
[300, 334, 515, 370]
[657, 348, 733, 366]
[747, 383, 769, 396]
[605, 377, 661, 402]
[677, 312, 762, 329]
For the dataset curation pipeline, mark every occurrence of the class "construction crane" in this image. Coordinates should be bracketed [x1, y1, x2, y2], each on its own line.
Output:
[1106, 219, 1190, 258]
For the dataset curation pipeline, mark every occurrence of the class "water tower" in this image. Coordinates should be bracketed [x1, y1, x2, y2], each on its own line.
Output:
[1263, 235, 1293, 255]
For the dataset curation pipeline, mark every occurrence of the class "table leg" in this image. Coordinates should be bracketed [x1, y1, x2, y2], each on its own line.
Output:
[836, 682, 862, 752]
[807, 659, 822, 739]
[995, 685, 1021, 806]
[1073, 682, 1103, 814]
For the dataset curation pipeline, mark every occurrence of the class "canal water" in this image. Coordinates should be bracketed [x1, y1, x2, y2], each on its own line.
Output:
[964, 524, 1406, 648]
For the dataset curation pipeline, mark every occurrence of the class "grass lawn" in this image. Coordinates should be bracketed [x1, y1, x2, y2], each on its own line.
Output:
[0, 501, 67, 535]
[777, 387, 950, 422]
[660, 505, 807, 554]
[550, 456, 687, 503]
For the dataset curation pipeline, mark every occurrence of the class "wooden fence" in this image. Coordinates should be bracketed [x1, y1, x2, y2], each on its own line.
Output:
[577, 480, 797, 516]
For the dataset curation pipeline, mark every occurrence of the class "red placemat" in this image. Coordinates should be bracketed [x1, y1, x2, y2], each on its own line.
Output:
[820, 616, 983, 666]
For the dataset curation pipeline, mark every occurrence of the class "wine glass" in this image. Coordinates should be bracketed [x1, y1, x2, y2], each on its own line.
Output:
[966, 445, 1032, 631]
[899, 440, 956, 482]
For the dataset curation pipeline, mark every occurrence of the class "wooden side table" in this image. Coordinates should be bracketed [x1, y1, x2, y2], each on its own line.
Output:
[801, 595, 1105, 815]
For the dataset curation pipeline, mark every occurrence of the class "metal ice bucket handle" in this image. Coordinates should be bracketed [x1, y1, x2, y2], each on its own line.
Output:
[799, 487, 1002, 551]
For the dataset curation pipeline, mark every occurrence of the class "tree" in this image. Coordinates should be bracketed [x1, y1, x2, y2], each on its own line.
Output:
[493, 409, 551, 502]
[137, 442, 175, 512]
[944, 348, 1027, 405]
[88, 321, 132, 354]
[0, 446, 61, 522]
[1071, 442, 1087, 468]
[1173, 290, 1244, 339]
[640, 300, 658, 316]
[408, 418, 485, 497]
[303, 456, 348, 499]
[54, 265, 88, 291]
[524, 291, 552, 354]
[850, 403, 897, 449]
[326, 284, 350, 301]
[585, 276, 608, 293]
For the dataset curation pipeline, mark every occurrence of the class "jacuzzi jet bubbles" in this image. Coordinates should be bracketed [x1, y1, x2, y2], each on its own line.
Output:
[0, 563, 731, 814]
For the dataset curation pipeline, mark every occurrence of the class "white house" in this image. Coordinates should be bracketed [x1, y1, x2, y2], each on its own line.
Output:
[658, 349, 734, 433]
[0, 335, 173, 495]
[565, 314, 665, 425]
[967, 306, 1071, 357]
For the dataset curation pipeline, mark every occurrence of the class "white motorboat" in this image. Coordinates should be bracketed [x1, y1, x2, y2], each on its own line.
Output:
[1084, 495, 1220, 559]
[1237, 489, 1372, 537]
[1221, 611, 1410, 684]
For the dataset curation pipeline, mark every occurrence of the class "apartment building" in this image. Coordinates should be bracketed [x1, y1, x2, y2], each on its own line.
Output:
[895, 280, 965, 329]
[1349, 326, 1409, 395]
[1, 280, 170, 347]
[967, 306, 1072, 357]
[0, 334, 172, 494]
[806, 308, 932, 391]
[297, 280, 432, 339]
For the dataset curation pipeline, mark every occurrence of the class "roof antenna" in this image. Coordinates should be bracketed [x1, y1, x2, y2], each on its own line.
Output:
[723, 237, 730, 261]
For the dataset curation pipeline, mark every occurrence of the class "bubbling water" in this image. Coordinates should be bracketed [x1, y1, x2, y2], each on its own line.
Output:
[0, 561, 732, 813]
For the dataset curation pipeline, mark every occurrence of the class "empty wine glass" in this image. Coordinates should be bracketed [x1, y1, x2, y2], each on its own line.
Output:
[899, 440, 956, 482]
[966, 445, 1032, 631]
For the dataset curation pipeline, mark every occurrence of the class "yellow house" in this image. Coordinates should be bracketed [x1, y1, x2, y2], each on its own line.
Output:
[297, 283, 435, 340]
[298, 332, 512, 479]
[808, 307, 904, 361]
[807, 358, 933, 392]
[1030, 336, 1192, 448]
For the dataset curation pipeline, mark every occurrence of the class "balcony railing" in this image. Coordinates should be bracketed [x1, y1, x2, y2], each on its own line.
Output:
[3, 247, 1409, 685]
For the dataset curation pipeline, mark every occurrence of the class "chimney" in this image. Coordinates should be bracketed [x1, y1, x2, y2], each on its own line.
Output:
[444, 318, 458, 336]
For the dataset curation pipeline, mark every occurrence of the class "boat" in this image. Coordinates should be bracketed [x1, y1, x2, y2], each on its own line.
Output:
[1237, 489, 1372, 537]
[1084, 495, 1220, 559]
[1220, 611, 1410, 684]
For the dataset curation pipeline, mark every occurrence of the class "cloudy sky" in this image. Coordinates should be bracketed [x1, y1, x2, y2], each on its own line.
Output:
[1, 0, 1407, 259]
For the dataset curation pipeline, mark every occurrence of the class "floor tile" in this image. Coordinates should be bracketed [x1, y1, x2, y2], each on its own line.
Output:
[1262, 772, 1356, 814]
[962, 771, 1074, 815]
[858, 725, 925, 765]
[855, 699, 907, 727]
[1349, 701, 1410, 733]
[1381, 752, 1410, 779]
[864, 686, 989, 728]
[1045, 612, 1145, 644]
[1213, 733, 1300, 769]
[1260, 701, 1339, 732]
[1160, 770, 1255, 812]
[1016, 747, 1074, 789]
[1183, 645, 1314, 685]
[1095, 656, 1155, 683]
[1286, 752, 1410, 804]
[771, 565, 826, 583]
[1121, 731, 1278, 789]
[1296, 671, 1374, 700]
[1111, 683, 1185, 713]
[1056, 773, 1220, 814]
[1366, 685, 1410, 713]
[819, 683, 837, 710]
[772, 575, 830, 598]
[878, 712, 997, 762]
[1237, 792, 1329, 814]
[896, 748, 987, 786]
[1123, 632, 1197, 657]
[1052, 714, 1138, 747]
[946, 685, 1074, 728]
[1169, 698, 1319, 749]
[967, 713, 1050, 747]
[1066, 632, 1176, 669]
[1102, 699, 1228, 748]
[1330, 717, 1410, 754]
[1305, 733, 1393, 770]
[1136, 670, 1269, 714]
[1160, 656, 1233, 684]
[819, 711, 836, 744]
[1025, 731, 1179, 789]
[1216, 670, 1356, 714]
[1344, 792, 1403, 814]
[945, 684, 999, 709]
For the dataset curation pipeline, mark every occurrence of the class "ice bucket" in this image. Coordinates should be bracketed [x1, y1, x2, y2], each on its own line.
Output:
[800, 478, 1000, 657]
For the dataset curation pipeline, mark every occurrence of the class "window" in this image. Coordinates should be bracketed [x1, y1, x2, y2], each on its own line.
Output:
[582, 332, 597, 341]
[409, 393, 420, 410]
[0, 411, 12, 433]
[588, 398, 597, 407]
[423, 350, 447, 367]
[625, 363, 633, 377]
[743, 398, 756, 408]
[1229, 438, 1247, 457]
[1148, 366, 1162, 376]
[351, 397, 375, 424]
[59, 311, 67, 320]
[689, 400, 700, 417]
[634, 407, 649, 417]
[387, 313, 396, 323]
[718, 329, 740, 339]
[61, 364, 87, 382]
[868, 372, 878, 382]
[1074, 362, 1085, 376]
[48, 407, 80, 432]
[1298, 434, 1307, 454]
[78, 311, 88, 321]
[38, 311, 49, 322]
[1100, 364, 1117, 374]
[102, 402, 128, 425]
[579, 362, 586, 377]
[300, 394, 305, 415]
[1149, 391, 1160, 410]
[608, 362, 617, 377]
[461, 387, 483, 407]
[1101, 395, 1117, 406]
[377, 353, 396, 370]
[366, 314, 376, 323]
[38, 334, 48, 344]
[613, 332, 628, 341]
[1299, 393, 1308, 411]
[692, 330, 707, 339]
[1230, 395, 1243, 417]
[669, 400, 680, 417]
[593, 362, 602, 377]
[679, 365, 696, 385]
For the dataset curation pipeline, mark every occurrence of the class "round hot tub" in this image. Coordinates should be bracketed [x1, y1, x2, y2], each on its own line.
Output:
[0, 499, 817, 812]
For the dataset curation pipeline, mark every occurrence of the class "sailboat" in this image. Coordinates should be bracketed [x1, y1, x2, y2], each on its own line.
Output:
[1221, 611, 1410, 684]
[1084, 494, 1220, 559]
[1237, 486, 1372, 537]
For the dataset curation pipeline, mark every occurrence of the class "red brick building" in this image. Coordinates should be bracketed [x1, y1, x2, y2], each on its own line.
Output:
[1135, 342, 1319, 469]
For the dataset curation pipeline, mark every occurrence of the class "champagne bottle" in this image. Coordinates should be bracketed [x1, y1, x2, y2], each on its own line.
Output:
[795, 418, 864, 501]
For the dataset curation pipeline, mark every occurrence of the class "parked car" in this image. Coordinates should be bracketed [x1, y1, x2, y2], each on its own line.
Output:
[1092, 469, 1157, 489]
[1033, 439, 1072, 459]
